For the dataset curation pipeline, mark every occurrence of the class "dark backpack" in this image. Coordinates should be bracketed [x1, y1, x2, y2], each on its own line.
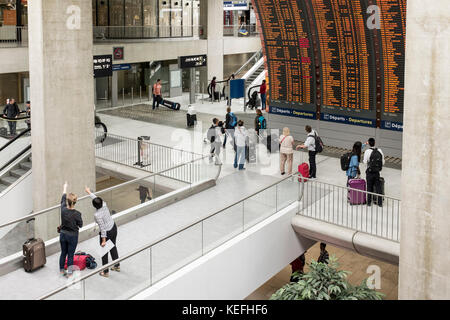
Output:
[368, 148, 383, 173]
[229, 112, 237, 128]
[341, 152, 352, 171]
[207, 125, 216, 143]
[258, 116, 267, 129]
[310, 132, 324, 153]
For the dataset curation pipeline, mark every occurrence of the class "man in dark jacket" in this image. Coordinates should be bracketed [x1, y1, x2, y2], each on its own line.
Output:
[3, 98, 20, 136]
[317, 242, 329, 264]
[223, 107, 237, 148]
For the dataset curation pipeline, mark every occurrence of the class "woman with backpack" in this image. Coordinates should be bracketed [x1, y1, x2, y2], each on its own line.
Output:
[279, 127, 295, 175]
[254, 108, 266, 137]
[346, 141, 363, 182]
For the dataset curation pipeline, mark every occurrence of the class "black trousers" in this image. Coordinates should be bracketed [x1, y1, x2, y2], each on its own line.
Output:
[8, 121, 16, 136]
[366, 171, 382, 206]
[152, 95, 161, 109]
[308, 151, 317, 178]
[100, 223, 120, 272]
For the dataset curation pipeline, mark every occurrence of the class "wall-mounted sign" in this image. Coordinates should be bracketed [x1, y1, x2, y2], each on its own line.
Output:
[93, 55, 112, 78]
[112, 64, 132, 71]
[113, 47, 124, 60]
[178, 54, 207, 69]
[224, 0, 249, 10]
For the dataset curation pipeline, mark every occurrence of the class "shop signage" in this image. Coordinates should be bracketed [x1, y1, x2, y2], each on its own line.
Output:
[112, 64, 132, 71]
[178, 54, 207, 69]
[93, 55, 112, 78]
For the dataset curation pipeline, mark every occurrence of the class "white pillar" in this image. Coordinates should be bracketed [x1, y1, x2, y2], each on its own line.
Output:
[112, 71, 118, 107]
[29, 0, 96, 240]
[399, 0, 450, 299]
[200, 0, 224, 82]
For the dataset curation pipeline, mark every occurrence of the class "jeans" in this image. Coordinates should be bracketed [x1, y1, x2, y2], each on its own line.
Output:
[59, 232, 78, 274]
[8, 121, 16, 136]
[234, 146, 245, 169]
[366, 171, 382, 206]
[152, 95, 161, 109]
[308, 151, 317, 178]
[100, 223, 120, 273]
[261, 93, 266, 110]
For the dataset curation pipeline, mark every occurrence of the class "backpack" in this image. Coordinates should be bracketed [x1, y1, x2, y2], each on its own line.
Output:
[207, 125, 216, 143]
[340, 152, 352, 171]
[368, 148, 383, 173]
[258, 116, 267, 130]
[229, 112, 237, 128]
[309, 132, 324, 153]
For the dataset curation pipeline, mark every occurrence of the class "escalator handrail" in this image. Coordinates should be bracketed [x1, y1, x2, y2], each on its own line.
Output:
[0, 111, 30, 121]
[0, 128, 31, 153]
[247, 84, 262, 100]
[0, 144, 31, 173]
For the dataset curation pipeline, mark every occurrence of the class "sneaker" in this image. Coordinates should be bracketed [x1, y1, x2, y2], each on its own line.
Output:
[111, 266, 121, 272]
[281, 172, 285, 175]
[99, 271, 109, 278]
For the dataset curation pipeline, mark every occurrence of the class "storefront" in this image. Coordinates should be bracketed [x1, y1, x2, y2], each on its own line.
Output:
[0, 0, 27, 43]
[223, 0, 257, 37]
[93, 0, 200, 39]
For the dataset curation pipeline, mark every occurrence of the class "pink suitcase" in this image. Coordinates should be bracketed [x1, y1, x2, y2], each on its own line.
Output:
[348, 179, 366, 205]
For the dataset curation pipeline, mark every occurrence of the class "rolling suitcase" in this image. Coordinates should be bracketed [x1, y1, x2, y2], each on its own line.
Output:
[214, 91, 220, 101]
[161, 99, 181, 110]
[298, 163, 309, 182]
[348, 179, 367, 205]
[186, 114, 197, 127]
[23, 238, 46, 272]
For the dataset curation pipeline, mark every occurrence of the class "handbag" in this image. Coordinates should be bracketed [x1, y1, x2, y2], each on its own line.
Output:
[57, 225, 61, 233]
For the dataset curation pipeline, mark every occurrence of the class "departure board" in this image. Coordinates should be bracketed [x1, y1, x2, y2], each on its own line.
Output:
[253, 0, 316, 111]
[310, 0, 375, 111]
[378, 0, 406, 115]
[253, 0, 406, 126]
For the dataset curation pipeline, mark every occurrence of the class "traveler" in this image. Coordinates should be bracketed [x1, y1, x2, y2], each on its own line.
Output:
[290, 253, 306, 282]
[227, 74, 235, 106]
[85, 187, 120, 277]
[234, 120, 247, 170]
[207, 118, 223, 165]
[210, 77, 217, 101]
[296, 125, 318, 179]
[254, 108, 267, 137]
[25, 101, 31, 131]
[223, 107, 238, 148]
[3, 98, 20, 136]
[137, 185, 152, 204]
[152, 79, 162, 110]
[346, 141, 363, 182]
[363, 138, 385, 207]
[279, 127, 295, 175]
[59, 182, 83, 278]
[317, 243, 329, 264]
[259, 80, 267, 110]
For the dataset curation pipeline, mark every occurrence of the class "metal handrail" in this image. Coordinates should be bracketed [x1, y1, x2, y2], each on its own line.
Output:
[0, 154, 216, 230]
[0, 144, 31, 173]
[234, 49, 263, 77]
[0, 128, 30, 153]
[38, 172, 301, 300]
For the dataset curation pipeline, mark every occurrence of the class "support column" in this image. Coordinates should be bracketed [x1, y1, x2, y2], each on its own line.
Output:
[112, 71, 118, 107]
[399, 0, 450, 299]
[190, 68, 196, 104]
[29, 0, 96, 240]
[200, 0, 224, 83]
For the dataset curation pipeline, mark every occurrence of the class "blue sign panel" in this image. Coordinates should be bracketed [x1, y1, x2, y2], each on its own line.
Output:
[230, 79, 245, 99]
[112, 64, 132, 71]
[381, 120, 403, 132]
[320, 113, 375, 128]
[269, 106, 315, 119]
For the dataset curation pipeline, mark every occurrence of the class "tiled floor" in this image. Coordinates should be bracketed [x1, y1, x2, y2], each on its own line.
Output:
[246, 242, 399, 300]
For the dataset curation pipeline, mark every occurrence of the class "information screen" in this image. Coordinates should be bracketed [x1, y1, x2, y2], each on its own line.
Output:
[254, 0, 406, 128]
[254, 0, 316, 113]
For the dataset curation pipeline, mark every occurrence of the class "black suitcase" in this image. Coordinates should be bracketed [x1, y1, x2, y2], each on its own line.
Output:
[161, 99, 181, 111]
[214, 91, 220, 101]
[187, 114, 197, 127]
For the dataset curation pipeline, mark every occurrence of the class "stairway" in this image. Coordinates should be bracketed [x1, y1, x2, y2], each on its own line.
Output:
[247, 64, 265, 85]
[0, 155, 31, 194]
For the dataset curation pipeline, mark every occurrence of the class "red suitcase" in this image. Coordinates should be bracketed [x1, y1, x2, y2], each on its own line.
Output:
[298, 163, 309, 182]
[348, 179, 366, 205]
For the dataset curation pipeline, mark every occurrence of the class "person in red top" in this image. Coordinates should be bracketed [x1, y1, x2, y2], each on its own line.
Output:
[152, 79, 162, 110]
[259, 80, 267, 110]
[290, 252, 306, 282]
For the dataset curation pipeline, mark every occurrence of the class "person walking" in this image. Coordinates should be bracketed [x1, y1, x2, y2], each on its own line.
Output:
[317, 243, 329, 264]
[223, 107, 237, 149]
[259, 80, 267, 110]
[296, 125, 318, 179]
[59, 182, 83, 278]
[152, 79, 162, 110]
[290, 253, 306, 282]
[3, 98, 20, 136]
[210, 77, 217, 102]
[85, 187, 120, 278]
[279, 127, 295, 175]
[234, 120, 247, 170]
[137, 185, 152, 204]
[346, 141, 363, 182]
[254, 108, 267, 137]
[227, 74, 235, 106]
[363, 138, 385, 207]
[207, 118, 223, 165]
